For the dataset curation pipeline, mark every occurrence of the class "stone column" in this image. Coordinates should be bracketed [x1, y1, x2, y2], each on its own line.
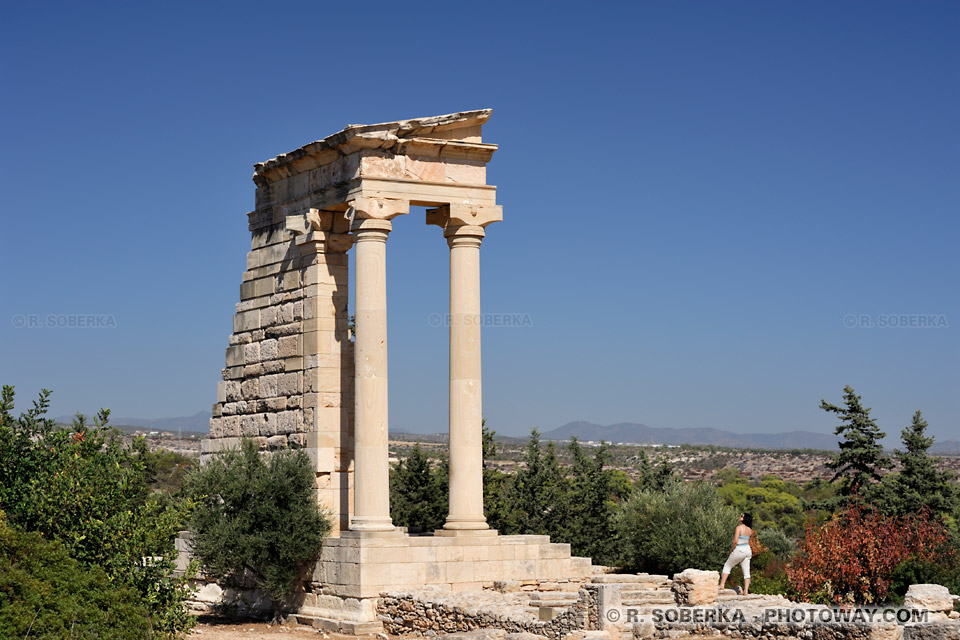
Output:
[350, 218, 395, 531]
[444, 224, 489, 530]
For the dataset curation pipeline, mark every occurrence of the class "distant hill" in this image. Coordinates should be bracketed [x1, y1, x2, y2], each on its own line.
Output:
[543, 421, 840, 451]
[931, 440, 960, 455]
[56, 410, 212, 432]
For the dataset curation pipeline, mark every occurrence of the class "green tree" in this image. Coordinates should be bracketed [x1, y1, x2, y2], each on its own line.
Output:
[0, 386, 195, 638]
[513, 429, 569, 537]
[870, 411, 959, 517]
[564, 438, 629, 565]
[635, 449, 678, 491]
[183, 439, 331, 622]
[482, 424, 521, 533]
[821, 385, 891, 499]
[617, 480, 739, 575]
[390, 443, 448, 532]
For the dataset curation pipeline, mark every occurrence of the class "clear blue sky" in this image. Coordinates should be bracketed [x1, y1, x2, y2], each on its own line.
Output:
[2, 1, 957, 443]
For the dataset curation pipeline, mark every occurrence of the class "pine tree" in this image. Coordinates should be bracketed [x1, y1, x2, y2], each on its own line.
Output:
[513, 429, 569, 536]
[821, 385, 891, 499]
[481, 423, 519, 533]
[889, 411, 958, 516]
[566, 438, 629, 565]
[389, 444, 447, 532]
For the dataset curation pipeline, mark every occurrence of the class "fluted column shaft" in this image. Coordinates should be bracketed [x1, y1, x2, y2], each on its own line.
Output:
[350, 219, 394, 531]
[444, 225, 489, 530]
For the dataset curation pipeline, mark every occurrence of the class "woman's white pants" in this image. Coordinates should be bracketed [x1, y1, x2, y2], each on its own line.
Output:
[722, 545, 751, 579]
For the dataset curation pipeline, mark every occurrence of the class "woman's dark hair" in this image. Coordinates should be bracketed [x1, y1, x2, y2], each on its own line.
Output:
[742, 513, 753, 528]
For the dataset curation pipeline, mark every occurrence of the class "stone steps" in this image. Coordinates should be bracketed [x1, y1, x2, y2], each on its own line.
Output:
[589, 574, 669, 584]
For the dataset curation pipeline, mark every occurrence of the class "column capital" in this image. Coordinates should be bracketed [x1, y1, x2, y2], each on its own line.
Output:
[426, 203, 502, 231]
[286, 208, 355, 252]
[348, 197, 409, 221]
[350, 218, 392, 242]
[294, 231, 354, 253]
[445, 225, 484, 248]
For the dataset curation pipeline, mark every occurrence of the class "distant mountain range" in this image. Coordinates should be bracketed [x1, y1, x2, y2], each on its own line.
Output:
[51, 411, 960, 454]
[542, 421, 960, 454]
[56, 411, 212, 433]
[542, 421, 841, 451]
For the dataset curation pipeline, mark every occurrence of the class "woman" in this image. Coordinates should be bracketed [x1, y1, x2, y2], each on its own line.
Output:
[719, 512, 753, 595]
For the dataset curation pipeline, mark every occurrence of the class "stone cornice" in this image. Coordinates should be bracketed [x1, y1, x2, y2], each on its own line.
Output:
[253, 110, 496, 187]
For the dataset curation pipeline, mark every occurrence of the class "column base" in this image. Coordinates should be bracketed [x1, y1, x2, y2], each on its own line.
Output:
[442, 516, 490, 531]
[434, 528, 499, 538]
[349, 517, 396, 533]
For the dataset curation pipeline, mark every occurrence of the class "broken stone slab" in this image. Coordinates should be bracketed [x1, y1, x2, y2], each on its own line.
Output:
[671, 569, 719, 606]
[494, 580, 522, 593]
[905, 584, 959, 614]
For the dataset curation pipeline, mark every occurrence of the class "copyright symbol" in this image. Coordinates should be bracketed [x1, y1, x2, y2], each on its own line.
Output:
[843, 314, 857, 328]
[428, 313, 443, 327]
[605, 609, 620, 622]
[11, 314, 26, 329]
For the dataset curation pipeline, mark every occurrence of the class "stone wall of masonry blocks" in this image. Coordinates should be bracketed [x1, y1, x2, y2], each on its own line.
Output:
[206, 214, 355, 534]
[312, 534, 594, 600]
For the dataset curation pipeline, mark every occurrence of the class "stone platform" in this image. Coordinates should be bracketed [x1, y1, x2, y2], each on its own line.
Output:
[296, 530, 595, 632]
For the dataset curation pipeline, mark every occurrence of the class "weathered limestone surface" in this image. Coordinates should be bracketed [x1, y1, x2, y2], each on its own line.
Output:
[905, 584, 960, 621]
[903, 622, 960, 640]
[314, 533, 593, 600]
[671, 569, 720, 606]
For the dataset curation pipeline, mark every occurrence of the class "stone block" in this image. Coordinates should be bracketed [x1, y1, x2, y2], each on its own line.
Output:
[260, 305, 278, 327]
[279, 335, 300, 358]
[278, 372, 300, 396]
[435, 546, 465, 563]
[240, 414, 259, 437]
[276, 410, 301, 434]
[225, 344, 245, 367]
[243, 342, 260, 364]
[240, 379, 259, 399]
[260, 338, 279, 361]
[221, 416, 240, 437]
[905, 585, 958, 614]
[223, 380, 241, 402]
[903, 622, 960, 640]
[260, 373, 279, 398]
[671, 568, 719, 606]
[446, 560, 475, 583]
[407, 546, 437, 563]
[234, 309, 260, 332]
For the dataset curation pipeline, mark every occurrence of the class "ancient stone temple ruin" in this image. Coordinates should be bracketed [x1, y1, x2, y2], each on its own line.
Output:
[202, 110, 593, 631]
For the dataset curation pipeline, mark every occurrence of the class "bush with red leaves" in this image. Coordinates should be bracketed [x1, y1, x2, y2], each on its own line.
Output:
[787, 506, 951, 604]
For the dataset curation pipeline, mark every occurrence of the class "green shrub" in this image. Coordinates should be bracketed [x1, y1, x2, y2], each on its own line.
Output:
[616, 480, 739, 575]
[0, 511, 152, 639]
[889, 555, 960, 606]
[757, 528, 796, 560]
[183, 439, 331, 621]
[0, 386, 195, 637]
